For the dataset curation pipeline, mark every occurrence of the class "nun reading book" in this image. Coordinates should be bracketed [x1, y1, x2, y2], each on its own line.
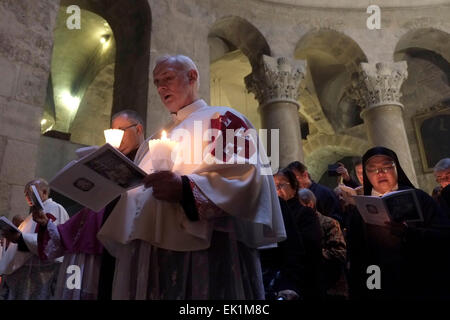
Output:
[347, 146, 450, 300]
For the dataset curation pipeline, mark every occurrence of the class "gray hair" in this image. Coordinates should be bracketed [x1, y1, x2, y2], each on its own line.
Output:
[434, 158, 450, 173]
[298, 188, 317, 208]
[154, 54, 200, 90]
[111, 109, 144, 127]
[25, 178, 49, 195]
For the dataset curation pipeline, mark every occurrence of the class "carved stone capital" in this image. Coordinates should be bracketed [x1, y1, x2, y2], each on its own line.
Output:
[342, 71, 366, 108]
[357, 61, 408, 109]
[245, 55, 306, 108]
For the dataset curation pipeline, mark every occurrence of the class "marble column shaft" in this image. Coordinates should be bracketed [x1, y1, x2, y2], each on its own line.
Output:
[358, 61, 418, 186]
[245, 55, 306, 169]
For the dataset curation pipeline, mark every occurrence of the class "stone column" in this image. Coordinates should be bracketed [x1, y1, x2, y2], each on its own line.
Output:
[245, 55, 306, 169]
[0, 0, 61, 218]
[356, 61, 418, 185]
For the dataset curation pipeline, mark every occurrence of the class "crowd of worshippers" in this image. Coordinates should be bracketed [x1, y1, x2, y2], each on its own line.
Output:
[263, 154, 450, 300]
[1, 54, 450, 300]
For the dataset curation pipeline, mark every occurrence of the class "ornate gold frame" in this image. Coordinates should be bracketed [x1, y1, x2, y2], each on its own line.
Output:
[413, 106, 450, 173]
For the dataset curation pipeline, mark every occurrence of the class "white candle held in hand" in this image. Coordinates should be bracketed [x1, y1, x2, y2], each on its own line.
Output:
[148, 130, 179, 171]
[104, 129, 124, 148]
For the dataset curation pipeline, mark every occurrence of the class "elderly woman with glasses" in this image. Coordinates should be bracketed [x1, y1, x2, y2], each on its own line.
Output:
[348, 146, 450, 300]
[272, 169, 325, 299]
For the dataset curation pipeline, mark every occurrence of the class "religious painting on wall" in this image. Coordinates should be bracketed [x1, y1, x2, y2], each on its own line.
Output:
[413, 106, 450, 172]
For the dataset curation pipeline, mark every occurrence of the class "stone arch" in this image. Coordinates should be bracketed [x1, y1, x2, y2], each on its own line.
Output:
[295, 29, 368, 133]
[395, 28, 450, 63]
[208, 17, 271, 129]
[394, 28, 450, 109]
[36, 0, 151, 214]
[303, 133, 369, 180]
[43, 6, 117, 137]
[58, 0, 151, 132]
[208, 16, 270, 69]
[393, 27, 450, 193]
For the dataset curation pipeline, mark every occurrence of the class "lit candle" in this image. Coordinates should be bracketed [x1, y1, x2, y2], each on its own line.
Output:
[104, 129, 124, 148]
[148, 130, 179, 171]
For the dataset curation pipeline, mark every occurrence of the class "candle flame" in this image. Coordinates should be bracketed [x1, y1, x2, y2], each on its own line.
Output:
[161, 130, 167, 140]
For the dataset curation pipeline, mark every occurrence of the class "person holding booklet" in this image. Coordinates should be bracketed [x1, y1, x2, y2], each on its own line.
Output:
[98, 54, 286, 299]
[0, 179, 69, 300]
[33, 110, 146, 300]
[348, 146, 450, 300]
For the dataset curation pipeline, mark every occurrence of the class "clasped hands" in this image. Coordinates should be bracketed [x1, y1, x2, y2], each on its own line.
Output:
[143, 171, 183, 202]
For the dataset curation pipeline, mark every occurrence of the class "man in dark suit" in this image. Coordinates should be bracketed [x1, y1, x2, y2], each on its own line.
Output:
[288, 161, 343, 225]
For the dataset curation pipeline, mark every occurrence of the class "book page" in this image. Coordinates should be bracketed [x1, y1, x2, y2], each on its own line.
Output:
[382, 189, 424, 223]
[82, 149, 145, 189]
[354, 195, 391, 226]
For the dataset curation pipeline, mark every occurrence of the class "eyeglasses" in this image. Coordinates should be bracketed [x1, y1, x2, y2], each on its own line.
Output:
[365, 163, 396, 174]
[276, 183, 290, 190]
[116, 123, 138, 131]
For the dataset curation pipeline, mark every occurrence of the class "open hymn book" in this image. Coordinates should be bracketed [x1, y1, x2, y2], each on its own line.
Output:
[354, 189, 424, 227]
[0, 217, 20, 237]
[50, 143, 147, 212]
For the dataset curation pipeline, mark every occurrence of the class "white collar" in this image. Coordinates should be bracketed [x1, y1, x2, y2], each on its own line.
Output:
[171, 99, 207, 123]
[371, 184, 399, 197]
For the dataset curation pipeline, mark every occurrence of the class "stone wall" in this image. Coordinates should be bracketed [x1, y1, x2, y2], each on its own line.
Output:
[35, 136, 85, 183]
[0, 0, 60, 219]
[401, 50, 450, 193]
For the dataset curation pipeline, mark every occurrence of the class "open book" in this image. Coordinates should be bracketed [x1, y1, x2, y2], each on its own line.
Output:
[0, 216, 21, 236]
[354, 189, 424, 226]
[50, 143, 147, 212]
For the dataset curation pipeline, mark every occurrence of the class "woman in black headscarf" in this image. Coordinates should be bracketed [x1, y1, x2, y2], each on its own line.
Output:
[349, 146, 450, 300]
[272, 168, 325, 300]
[362, 146, 413, 195]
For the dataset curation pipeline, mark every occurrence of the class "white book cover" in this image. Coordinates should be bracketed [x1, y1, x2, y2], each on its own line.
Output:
[50, 143, 148, 212]
[30, 185, 44, 210]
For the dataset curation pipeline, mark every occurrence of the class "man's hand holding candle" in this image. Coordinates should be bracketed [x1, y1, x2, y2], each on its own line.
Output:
[143, 171, 183, 202]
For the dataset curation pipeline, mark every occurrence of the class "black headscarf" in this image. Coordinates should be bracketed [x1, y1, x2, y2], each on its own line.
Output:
[362, 146, 415, 195]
